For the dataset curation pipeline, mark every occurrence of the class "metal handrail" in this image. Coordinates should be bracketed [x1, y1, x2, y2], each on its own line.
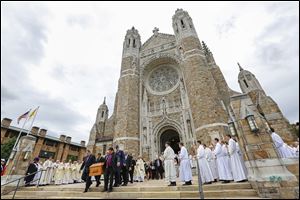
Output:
[1, 169, 45, 199]
[195, 154, 204, 199]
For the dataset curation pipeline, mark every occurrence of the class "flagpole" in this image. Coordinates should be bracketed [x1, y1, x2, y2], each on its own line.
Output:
[27, 106, 40, 136]
[4, 109, 31, 182]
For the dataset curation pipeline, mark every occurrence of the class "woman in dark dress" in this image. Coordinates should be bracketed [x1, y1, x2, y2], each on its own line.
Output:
[24, 157, 39, 186]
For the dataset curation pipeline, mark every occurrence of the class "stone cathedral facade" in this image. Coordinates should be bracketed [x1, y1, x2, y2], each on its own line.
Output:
[87, 9, 295, 161]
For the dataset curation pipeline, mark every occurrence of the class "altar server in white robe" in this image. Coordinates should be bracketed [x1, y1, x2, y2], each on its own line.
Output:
[206, 144, 218, 181]
[67, 160, 74, 183]
[233, 138, 248, 177]
[226, 135, 247, 182]
[214, 138, 233, 183]
[196, 141, 214, 184]
[33, 161, 42, 185]
[178, 142, 192, 185]
[54, 161, 64, 185]
[135, 156, 145, 182]
[70, 161, 77, 183]
[163, 141, 177, 186]
[52, 160, 59, 183]
[62, 161, 70, 184]
[75, 160, 82, 183]
[270, 127, 293, 158]
[47, 157, 55, 184]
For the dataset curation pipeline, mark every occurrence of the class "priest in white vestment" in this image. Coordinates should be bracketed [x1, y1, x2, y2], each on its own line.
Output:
[75, 161, 83, 183]
[206, 145, 218, 181]
[33, 161, 42, 185]
[71, 161, 77, 184]
[163, 141, 177, 186]
[214, 138, 233, 183]
[178, 142, 192, 185]
[135, 156, 145, 182]
[62, 161, 70, 184]
[196, 141, 214, 184]
[270, 127, 293, 158]
[54, 161, 64, 185]
[226, 135, 247, 182]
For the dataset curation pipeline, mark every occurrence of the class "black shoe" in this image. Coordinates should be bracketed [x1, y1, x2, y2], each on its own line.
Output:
[222, 180, 230, 184]
[214, 179, 217, 182]
[237, 179, 248, 182]
[108, 188, 113, 193]
[122, 183, 127, 186]
[130, 181, 133, 184]
[83, 189, 88, 193]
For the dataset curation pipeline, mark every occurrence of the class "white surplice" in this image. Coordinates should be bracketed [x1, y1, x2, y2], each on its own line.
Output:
[228, 138, 247, 182]
[54, 162, 64, 185]
[271, 132, 293, 158]
[214, 142, 233, 181]
[197, 144, 214, 183]
[179, 146, 193, 182]
[163, 146, 176, 182]
[33, 162, 42, 185]
[205, 147, 218, 180]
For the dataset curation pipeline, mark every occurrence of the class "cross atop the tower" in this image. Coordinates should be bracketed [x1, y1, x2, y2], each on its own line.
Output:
[153, 27, 159, 35]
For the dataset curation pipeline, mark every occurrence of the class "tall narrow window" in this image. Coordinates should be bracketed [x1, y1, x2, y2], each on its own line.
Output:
[103, 144, 107, 155]
[181, 19, 185, 28]
[133, 39, 136, 47]
[243, 79, 249, 88]
[101, 111, 104, 118]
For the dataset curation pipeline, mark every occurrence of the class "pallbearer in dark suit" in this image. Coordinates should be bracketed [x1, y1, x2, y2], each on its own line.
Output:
[24, 157, 39, 186]
[122, 151, 132, 186]
[128, 153, 135, 183]
[103, 147, 120, 193]
[154, 155, 164, 179]
[80, 150, 96, 193]
[95, 153, 105, 187]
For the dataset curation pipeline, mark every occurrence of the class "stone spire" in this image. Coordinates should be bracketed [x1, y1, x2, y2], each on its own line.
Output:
[238, 62, 244, 71]
[103, 97, 106, 105]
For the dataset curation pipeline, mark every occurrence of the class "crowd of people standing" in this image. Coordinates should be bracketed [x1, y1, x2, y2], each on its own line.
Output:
[22, 127, 298, 193]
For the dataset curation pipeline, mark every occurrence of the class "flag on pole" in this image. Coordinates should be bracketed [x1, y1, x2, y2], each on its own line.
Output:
[17, 110, 31, 124]
[29, 107, 39, 119]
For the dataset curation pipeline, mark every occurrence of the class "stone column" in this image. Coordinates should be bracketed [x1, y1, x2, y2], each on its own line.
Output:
[61, 136, 71, 162]
[1, 118, 12, 144]
[55, 135, 66, 161]
[78, 141, 86, 161]
[230, 98, 299, 199]
[32, 129, 47, 158]
[5, 135, 37, 182]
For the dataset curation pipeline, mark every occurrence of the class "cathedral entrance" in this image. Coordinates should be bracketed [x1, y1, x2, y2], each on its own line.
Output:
[160, 129, 180, 154]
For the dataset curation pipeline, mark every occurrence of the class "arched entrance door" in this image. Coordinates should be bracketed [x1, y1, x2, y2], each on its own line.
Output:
[160, 129, 180, 154]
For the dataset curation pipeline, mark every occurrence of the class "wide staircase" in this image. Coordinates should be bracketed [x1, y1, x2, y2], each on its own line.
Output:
[1, 179, 263, 199]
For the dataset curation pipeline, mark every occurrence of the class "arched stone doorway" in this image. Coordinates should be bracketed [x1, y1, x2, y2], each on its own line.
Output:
[160, 129, 180, 154]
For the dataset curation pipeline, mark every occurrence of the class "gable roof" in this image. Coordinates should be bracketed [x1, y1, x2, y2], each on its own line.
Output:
[141, 33, 175, 51]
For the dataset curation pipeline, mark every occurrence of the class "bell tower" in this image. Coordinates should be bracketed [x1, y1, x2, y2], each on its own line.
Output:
[113, 26, 141, 156]
[172, 9, 228, 143]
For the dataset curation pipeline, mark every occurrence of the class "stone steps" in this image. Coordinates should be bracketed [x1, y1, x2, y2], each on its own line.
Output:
[1, 182, 262, 199]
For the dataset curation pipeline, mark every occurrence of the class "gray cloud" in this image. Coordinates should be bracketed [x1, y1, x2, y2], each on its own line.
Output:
[252, 2, 299, 123]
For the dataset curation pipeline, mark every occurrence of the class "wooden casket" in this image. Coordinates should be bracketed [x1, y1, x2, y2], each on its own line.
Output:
[89, 162, 104, 176]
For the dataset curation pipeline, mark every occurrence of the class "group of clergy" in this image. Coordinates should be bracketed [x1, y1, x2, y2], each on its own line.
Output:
[162, 134, 249, 186]
[270, 127, 299, 158]
[33, 158, 83, 185]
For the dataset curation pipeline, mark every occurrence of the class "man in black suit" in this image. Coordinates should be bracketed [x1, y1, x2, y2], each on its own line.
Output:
[121, 151, 132, 186]
[103, 147, 120, 193]
[95, 153, 105, 187]
[154, 155, 164, 179]
[24, 157, 39, 186]
[80, 150, 96, 193]
[128, 154, 135, 183]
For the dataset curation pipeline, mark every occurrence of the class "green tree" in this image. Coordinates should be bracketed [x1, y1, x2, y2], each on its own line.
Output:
[1, 137, 17, 160]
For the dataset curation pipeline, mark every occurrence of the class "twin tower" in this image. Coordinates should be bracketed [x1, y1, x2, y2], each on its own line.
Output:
[88, 9, 293, 159]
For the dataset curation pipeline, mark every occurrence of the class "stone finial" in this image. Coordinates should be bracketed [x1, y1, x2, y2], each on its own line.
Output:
[39, 129, 47, 137]
[66, 136, 72, 143]
[238, 62, 244, 71]
[80, 140, 86, 147]
[59, 134, 66, 142]
[103, 97, 106, 105]
[1, 118, 12, 127]
[31, 126, 40, 135]
[153, 27, 159, 36]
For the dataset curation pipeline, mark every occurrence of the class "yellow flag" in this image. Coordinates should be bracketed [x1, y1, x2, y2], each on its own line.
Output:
[29, 107, 39, 119]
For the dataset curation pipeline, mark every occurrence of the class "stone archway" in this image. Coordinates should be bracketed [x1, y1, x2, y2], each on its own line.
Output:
[160, 129, 180, 154]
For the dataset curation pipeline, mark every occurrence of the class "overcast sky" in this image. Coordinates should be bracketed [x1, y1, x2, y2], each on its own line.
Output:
[1, 1, 299, 144]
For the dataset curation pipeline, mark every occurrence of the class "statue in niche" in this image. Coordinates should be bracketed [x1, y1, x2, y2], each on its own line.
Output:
[162, 97, 167, 115]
